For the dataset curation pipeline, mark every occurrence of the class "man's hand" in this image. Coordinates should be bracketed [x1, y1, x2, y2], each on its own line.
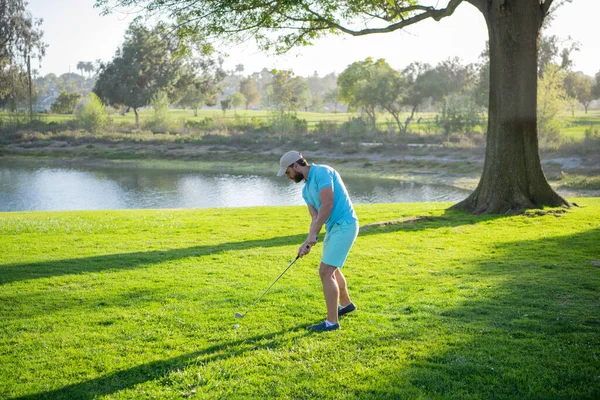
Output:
[298, 242, 311, 258]
[306, 233, 318, 247]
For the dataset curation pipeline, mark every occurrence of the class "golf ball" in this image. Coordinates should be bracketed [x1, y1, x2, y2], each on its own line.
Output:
[234, 324, 240, 329]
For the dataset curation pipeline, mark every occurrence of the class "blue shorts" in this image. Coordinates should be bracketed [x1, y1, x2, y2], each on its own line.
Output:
[322, 220, 359, 268]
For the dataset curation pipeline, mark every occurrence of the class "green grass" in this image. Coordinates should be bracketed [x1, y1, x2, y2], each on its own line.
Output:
[5, 108, 598, 143]
[1, 200, 600, 399]
[561, 109, 600, 140]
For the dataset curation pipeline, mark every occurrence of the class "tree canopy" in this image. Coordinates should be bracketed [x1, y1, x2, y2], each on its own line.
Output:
[0, 0, 46, 108]
[93, 23, 196, 126]
[178, 57, 225, 116]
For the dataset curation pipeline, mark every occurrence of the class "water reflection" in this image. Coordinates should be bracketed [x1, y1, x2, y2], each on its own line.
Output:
[0, 162, 470, 212]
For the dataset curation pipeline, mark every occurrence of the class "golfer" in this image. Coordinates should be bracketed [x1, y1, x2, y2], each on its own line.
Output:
[277, 151, 359, 332]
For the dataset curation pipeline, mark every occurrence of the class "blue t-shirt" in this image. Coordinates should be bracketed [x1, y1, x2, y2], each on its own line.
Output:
[302, 164, 358, 232]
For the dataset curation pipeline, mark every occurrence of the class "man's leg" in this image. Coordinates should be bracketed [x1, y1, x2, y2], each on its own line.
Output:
[319, 262, 339, 324]
[335, 269, 352, 307]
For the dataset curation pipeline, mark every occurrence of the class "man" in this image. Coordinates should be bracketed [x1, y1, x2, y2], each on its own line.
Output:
[277, 151, 359, 332]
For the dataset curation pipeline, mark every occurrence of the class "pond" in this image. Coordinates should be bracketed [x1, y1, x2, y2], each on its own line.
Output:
[0, 160, 471, 212]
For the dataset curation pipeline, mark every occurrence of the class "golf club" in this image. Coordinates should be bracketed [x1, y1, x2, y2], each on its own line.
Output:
[235, 251, 305, 319]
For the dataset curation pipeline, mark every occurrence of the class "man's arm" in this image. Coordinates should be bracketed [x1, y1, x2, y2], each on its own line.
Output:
[307, 186, 333, 244]
[307, 204, 318, 233]
[298, 187, 333, 257]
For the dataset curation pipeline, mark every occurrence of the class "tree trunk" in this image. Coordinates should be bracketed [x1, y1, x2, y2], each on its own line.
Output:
[452, 0, 570, 214]
[402, 105, 418, 135]
[134, 108, 139, 127]
[387, 109, 403, 134]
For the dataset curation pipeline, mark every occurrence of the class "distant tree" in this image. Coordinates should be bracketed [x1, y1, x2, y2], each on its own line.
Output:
[305, 71, 328, 112]
[76, 92, 108, 132]
[538, 34, 579, 78]
[0, 0, 46, 110]
[93, 23, 196, 126]
[51, 91, 81, 114]
[297, 81, 312, 112]
[564, 72, 595, 114]
[178, 57, 225, 116]
[230, 92, 246, 113]
[220, 97, 232, 114]
[0, 67, 28, 111]
[593, 71, 600, 101]
[33, 73, 60, 101]
[473, 43, 490, 108]
[401, 62, 435, 133]
[337, 58, 380, 130]
[239, 77, 259, 109]
[59, 72, 88, 93]
[537, 64, 567, 142]
[269, 70, 308, 113]
[428, 57, 477, 101]
[83, 62, 95, 78]
[369, 59, 407, 133]
[436, 93, 483, 136]
[235, 63, 244, 79]
[147, 90, 170, 132]
[323, 88, 340, 113]
[76, 61, 85, 77]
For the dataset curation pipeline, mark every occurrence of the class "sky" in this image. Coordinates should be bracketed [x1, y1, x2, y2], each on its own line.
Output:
[27, 0, 599, 78]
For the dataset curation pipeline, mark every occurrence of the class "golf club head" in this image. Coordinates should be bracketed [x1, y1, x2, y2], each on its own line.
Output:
[234, 312, 244, 319]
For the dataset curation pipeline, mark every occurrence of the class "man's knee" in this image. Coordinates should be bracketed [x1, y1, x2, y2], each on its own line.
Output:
[319, 262, 337, 280]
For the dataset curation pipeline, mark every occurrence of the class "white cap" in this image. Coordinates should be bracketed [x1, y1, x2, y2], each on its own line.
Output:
[277, 151, 302, 176]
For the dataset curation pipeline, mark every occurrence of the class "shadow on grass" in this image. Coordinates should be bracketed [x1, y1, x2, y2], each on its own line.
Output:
[0, 234, 305, 285]
[1, 210, 501, 285]
[352, 227, 600, 398]
[13, 325, 313, 400]
[358, 211, 503, 234]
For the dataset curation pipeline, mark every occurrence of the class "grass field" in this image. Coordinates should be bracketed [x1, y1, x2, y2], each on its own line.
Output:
[562, 109, 600, 140]
[3, 108, 598, 142]
[1, 200, 599, 399]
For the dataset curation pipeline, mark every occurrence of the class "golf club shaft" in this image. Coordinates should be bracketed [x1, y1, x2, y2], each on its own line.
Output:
[241, 255, 300, 316]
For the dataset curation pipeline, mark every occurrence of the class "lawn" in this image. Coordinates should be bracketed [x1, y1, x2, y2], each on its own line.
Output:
[562, 109, 600, 140]
[1, 200, 600, 399]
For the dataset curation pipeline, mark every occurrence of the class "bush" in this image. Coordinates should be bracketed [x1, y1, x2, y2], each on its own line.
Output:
[146, 91, 170, 133]
[269, 113, 308, 136]
[340, 117, 370, 138]
[435, 93, 483, 136]
[313, 120, 339, 135]
[76, 93, 108, 133]
[51, 92, 82, 114]
[185, 117, 215, 131]
[537, 64, 567, 143]
[580, 126, 600, 153]
[230, 115, 266, 133]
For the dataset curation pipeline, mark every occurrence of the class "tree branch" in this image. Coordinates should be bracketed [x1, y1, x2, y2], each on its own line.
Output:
[541, 0, 555, 16]
[303, 0, 464, 37]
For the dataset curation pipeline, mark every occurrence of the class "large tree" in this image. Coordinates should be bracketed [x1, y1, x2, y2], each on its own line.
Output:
[93, 23, 195, 126]
[269, 70, 309, 113]
[0, 0, 46, 109]
[337, 59, 380, 130]
[564, 72, 596, 114]
[239, 77, 260, 110]
[338, 58, 408, 133]
[178, 57, 225, 116]
[96, 0, 573, 214]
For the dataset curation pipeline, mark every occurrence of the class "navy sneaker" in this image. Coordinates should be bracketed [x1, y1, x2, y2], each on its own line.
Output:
[307, 321, 340, 332]
[338, 302, 356, 317]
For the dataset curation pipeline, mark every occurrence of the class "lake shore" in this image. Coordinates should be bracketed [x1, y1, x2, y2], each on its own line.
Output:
[2, 139, 599, 198]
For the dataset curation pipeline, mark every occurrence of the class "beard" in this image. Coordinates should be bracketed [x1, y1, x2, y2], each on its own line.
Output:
[291, 170, 304, 183]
